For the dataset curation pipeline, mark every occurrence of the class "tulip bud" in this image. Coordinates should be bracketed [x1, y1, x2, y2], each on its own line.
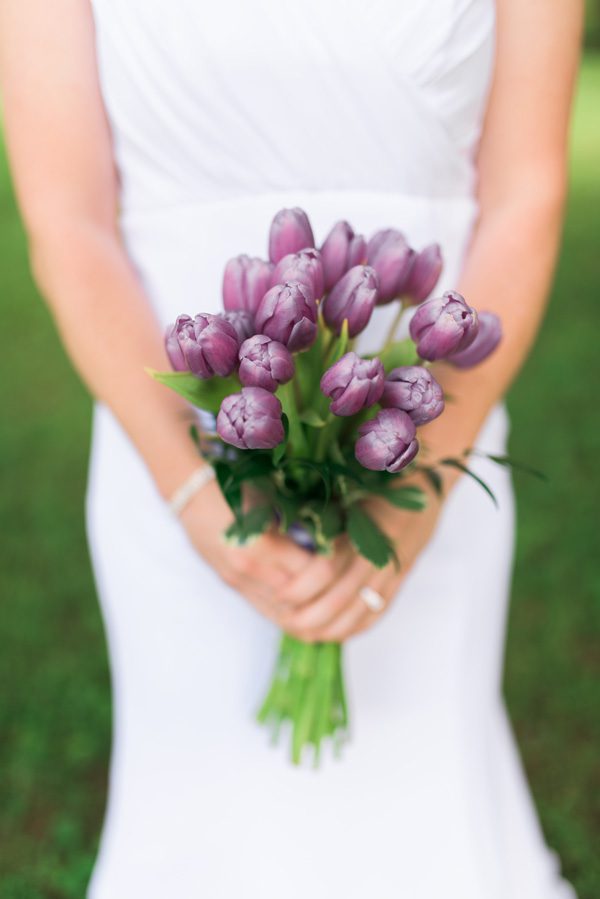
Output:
[271, 248, 325, 299]
[320, 352, 385, 417]
[268, 207, 315, 264]
[355, 408, 419, 473]
[221, 310, 255, 342]
[165, 313, 239, 378]
[447, 311, 502, 368]
[222, 255, 273, 314]
[366, 228, 415, 304]
[254, 280, 317, 352]
[217, 386, 285, 450]
[404, 243, 443, 304]
[380, 365, 444, 425]
[321, 265, 378, 337]
[320, 220, 367, 291]
[238, 334, 295, 392]
[409, 291, 478, 361]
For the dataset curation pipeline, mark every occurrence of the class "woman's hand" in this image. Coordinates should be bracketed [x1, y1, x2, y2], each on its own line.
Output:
[180, 479, 348, 628]
[274, 476, 446, 643]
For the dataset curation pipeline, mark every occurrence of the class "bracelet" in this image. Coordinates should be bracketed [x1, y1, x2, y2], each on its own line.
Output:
[168, 465, 216, 516]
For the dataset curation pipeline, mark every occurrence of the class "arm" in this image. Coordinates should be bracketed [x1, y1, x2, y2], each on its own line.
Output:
[0, 0, 314, 619]
[276, 0, 584, 642]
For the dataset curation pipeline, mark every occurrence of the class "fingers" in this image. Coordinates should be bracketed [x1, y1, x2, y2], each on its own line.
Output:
[279, 556, 373, 639]
[262, 531, 312, 578]
[275, 539, 355, 609]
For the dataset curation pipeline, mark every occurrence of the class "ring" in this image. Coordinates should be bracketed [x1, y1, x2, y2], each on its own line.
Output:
[359, 586, 386, 613]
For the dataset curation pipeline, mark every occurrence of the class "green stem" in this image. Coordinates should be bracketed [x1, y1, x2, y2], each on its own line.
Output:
[279, 380, 310, 458]
[383, 297, 407, 350]
[316, 414, 347, 463]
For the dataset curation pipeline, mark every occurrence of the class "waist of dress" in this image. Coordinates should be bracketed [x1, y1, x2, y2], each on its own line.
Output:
[118, 187, 478, 234]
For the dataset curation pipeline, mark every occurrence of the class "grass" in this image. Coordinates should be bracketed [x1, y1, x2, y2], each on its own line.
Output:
[1, 56, 599, 899]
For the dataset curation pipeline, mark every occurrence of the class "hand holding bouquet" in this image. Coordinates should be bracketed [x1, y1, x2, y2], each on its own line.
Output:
[149, 207, 503, 765]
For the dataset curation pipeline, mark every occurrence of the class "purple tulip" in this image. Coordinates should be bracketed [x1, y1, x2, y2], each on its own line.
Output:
[222, 255, 273, 314]
[217, 386, 285, 450]
[355, 408, 419, 473]
[320, 352, 385, 417]
[165, 313, 239, 378]
[268, 207, 315, 264]
[254, 280, 317, 352]
[409, 291, 479, 361]
[221, 310, 255, 342]
[404, 244, 443, 304]
[320, 220, 367, 291]
[271, 248, 325, 299]
[447, 311, 502, 368]
[380, 366, 444, 425]
[238, 334, 295, 392]
[366, 229, 415, 304]
[321, 265, 379, 337]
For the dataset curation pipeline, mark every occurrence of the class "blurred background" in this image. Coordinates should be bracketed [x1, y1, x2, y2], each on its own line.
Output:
[1, 9, 599, 899]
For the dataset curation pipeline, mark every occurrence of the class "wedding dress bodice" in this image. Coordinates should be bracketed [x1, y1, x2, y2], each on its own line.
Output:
[92, 0, 495, 213]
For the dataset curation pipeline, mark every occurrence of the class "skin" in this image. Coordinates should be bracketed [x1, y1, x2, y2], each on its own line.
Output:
[0, 0, 583, 643]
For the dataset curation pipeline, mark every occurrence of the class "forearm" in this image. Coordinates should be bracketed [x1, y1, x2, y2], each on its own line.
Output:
[419, 182, 566, 473]
[29, 217, 201, 499]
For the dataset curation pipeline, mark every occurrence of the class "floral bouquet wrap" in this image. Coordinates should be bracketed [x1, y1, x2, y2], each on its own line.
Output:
[149, 207, 505, 765]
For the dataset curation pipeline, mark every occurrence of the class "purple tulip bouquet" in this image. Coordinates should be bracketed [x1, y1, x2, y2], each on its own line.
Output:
[149, 208, 504, 765]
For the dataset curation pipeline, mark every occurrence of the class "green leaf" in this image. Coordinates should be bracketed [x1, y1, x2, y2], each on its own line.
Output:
[299, 409, 328, 428]
[281, 458, 332, 501]
[188, 423, 201, 450]
[214, 460, 242, 517]
[440, 458, 498, 506]
[318, 502, 345, 539]
[274, 494, 303, 531]
[230, 453, 274, 483]
[418, 466, 444, 496]
[225, 506, 274, 545]
[146, 368, 238, 414]
[376, 485, 428, 511]
[378, 338, 419, 373]
[477, 453, 548, 481]
[346, 504, 398, 569]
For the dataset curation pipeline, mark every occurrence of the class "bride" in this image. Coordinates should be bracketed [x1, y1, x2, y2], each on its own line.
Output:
[0, 1, 582, 897]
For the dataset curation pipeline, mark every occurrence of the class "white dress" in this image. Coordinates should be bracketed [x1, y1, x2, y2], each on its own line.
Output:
[85, 1, 575, 897]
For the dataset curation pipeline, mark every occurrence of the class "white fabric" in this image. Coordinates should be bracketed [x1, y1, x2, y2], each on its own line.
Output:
[85, 1, 575, 897]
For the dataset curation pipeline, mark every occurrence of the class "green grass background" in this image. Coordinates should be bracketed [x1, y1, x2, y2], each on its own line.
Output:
[1, 57, 599, 899]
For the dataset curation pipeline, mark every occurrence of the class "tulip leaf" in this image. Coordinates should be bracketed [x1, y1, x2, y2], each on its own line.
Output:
[472, 452, 548, 481]
[272, 417, 288, 466]
[439, 458, 498, 506]
[146, 368, 238, 414]
[224, 505, 274, 545]
[227, 452, 275, 484]
[299, 409, 328, 428]
[214, 460, 242, 517]
[274, 494, 303, 531]
[418, 466, 444, 497]
[373, 485, 428, 511]
[317, 502, 345, 539]
[378, 338, 419, 373]
[346, 504, 398, 569]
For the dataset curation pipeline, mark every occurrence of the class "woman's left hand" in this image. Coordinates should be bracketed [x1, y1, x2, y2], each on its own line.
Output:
[275, 476, 448, 643]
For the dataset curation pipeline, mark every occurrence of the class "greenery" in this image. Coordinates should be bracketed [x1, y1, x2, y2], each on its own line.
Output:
[1, 56, 599, 899]
[585, 0, 600, 49]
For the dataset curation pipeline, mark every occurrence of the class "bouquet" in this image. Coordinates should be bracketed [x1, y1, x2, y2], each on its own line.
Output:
[148, 207, 504, 765]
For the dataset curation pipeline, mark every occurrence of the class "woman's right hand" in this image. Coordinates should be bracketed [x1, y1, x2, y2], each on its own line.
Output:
[179, 480, 351, 631]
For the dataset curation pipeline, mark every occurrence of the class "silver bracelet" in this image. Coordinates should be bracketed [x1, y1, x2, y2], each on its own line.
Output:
[168, 465, 216, 516]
